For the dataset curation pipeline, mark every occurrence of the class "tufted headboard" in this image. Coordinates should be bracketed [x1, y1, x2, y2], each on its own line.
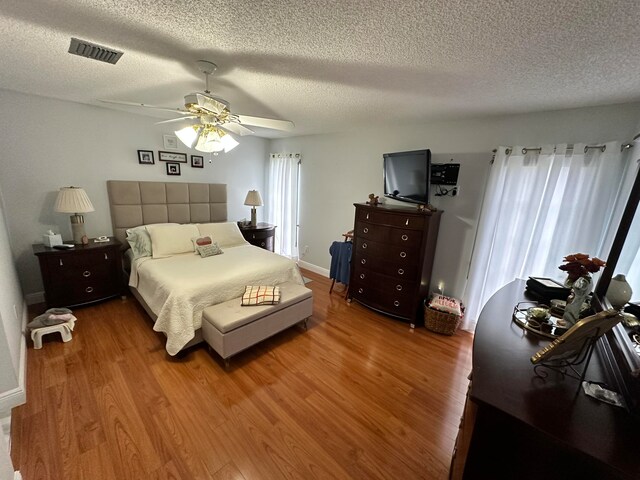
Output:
[107, 180, 227, 246]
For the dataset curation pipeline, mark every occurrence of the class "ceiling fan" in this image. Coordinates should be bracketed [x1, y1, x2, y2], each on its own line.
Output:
[100, 60, 294, 153]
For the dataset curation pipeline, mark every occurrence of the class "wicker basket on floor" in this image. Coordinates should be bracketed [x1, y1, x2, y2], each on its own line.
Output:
[424, 301, 462, 336]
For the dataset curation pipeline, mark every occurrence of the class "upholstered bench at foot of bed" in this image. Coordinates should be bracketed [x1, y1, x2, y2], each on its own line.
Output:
[201, 281, 313, 366]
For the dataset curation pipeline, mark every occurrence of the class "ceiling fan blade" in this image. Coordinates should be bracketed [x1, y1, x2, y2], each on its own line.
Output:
[236, 114, 295, 131]
[99, 99, 191, 115]
[221, 122, 254, 136]
[155, 116, 199, 125]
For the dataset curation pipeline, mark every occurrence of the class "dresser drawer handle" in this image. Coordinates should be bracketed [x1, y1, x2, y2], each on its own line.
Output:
[401, 234, 408, 241]
[361, 259, 367, 265]
[363, 227, 369, 234]
[59, 259, 63, 266]
[82, 270, 91, 277]
[396, 285, 402, 291]
[360, 273, 365, 279]
[398, 268, 404, 275]
[261, 241, 266, 247]
[362, 243, 368, 249]
[400, 251, 407, 258]
[394, 300, 400, 307]
[85, 286, 94, 293]
[405, 219, 409, 226]
[104, 253, 108, 260]
[358, 288, 364, 294]
[366, 213, 369, 220]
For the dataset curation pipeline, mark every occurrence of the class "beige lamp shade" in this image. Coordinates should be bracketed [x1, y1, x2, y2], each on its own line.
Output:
[54, 187, 95, 213]
[244, 190, 263, 207]
[54, 187, 94, 244]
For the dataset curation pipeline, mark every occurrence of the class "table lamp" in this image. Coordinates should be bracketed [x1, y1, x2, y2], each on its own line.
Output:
[54, 186, 95, 244]
[244, 190, 263, 227]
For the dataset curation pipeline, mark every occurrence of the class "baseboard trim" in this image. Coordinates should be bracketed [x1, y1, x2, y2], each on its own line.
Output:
[25, 291, 44, 306]
[297, 261, 329, 278]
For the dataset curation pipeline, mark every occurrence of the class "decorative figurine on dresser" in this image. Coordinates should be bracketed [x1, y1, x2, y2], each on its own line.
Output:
[348, 203, 442, 327]
[33, 237, 123, 309]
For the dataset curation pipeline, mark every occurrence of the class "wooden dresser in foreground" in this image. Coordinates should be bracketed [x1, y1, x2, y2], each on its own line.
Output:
[348, 203, 442, 327]
[33, 237, 123, 309]
[450, 279, 640, 479]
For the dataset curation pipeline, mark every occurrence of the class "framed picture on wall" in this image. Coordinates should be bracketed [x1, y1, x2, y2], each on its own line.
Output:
[137, 150, 154, 164]
[163, 134, 179, 150]
[191, 155, 204, 168]
[159, 151, 187, 163]
[166, 163, 181, 176]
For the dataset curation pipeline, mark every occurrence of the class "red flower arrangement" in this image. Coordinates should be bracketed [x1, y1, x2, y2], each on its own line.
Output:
[558, 253, 606, 282]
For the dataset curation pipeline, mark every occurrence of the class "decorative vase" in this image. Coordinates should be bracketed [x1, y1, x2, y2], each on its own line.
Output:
[562, 275, 592, 327]
[606, 274, 633, 310]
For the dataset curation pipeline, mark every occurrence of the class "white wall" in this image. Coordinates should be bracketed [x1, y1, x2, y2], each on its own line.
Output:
[0, 183, 27, 475]
[0, 182, 26, 410]
[271, 102, 640, 302]
[0, 89, 269, 296]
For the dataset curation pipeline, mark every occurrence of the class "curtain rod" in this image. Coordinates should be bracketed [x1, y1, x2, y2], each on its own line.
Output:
[492, 135, 639, 155]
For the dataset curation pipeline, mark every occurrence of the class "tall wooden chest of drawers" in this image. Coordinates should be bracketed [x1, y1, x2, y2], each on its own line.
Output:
[33, 238, 123, 309]
[348, 203, 442, 326]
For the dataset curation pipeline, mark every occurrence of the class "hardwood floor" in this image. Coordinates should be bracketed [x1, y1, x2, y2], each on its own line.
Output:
[11, 269, 473, 479]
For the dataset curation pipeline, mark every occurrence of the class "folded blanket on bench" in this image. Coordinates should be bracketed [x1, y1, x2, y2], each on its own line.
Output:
[242, 285, 280, 306]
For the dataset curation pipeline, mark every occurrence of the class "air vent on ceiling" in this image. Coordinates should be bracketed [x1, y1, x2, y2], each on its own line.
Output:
[68, 37, 123, 65]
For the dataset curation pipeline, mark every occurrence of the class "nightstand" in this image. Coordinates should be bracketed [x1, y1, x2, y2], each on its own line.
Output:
[33, 237, 123, 308]
[238, 222, 276, 252]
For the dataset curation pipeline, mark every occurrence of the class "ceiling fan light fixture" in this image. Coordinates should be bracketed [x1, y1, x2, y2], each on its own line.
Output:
[193, 127, 238, 153]
[221, 133, 239, 152]
[194, 127, 221, 152]
[175, 124, 201, 148]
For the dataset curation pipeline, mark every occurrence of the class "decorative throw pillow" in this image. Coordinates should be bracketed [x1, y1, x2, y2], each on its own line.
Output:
[196, 242, 223, 258]
[191, 235, 213, 253]
[241, 285, 281, 306]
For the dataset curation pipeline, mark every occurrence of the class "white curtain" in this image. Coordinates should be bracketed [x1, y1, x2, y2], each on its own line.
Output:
[266, 153, 300, 259]
[463, 141, 627, 330]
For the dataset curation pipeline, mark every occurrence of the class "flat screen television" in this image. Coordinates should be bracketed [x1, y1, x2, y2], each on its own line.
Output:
[383, 149, 431, 205]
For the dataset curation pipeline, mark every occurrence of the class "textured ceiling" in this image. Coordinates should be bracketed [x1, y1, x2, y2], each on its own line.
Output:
[1, 0, 639, 138]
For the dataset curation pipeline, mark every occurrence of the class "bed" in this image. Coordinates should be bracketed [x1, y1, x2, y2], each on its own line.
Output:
[107, 180, 305, 355]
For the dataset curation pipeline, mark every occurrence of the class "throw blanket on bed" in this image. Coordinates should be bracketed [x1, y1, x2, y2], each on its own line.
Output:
[130, 244, 304, 355]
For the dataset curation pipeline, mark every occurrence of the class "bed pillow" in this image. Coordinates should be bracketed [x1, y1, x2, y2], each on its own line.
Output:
[197, 222, 249, 249]
[241, 285, 280, 306]
[126, 223, 177, 260]
[147, 224, 200, 258]
[196, 242, 223, 258]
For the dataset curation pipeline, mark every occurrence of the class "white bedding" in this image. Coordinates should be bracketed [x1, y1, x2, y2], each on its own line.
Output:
[130, 245, 304, 355]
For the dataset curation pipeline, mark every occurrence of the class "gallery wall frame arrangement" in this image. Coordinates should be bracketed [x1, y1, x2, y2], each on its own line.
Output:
[191, 155, 204, 168]
[163, 134, 178, 150]
[137, 150, 154, 164]
[159, 151, 187, 163]
[166, 163, 181, 176]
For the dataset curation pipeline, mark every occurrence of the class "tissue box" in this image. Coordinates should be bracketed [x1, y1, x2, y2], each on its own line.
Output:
[43, 234, 62, 247]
